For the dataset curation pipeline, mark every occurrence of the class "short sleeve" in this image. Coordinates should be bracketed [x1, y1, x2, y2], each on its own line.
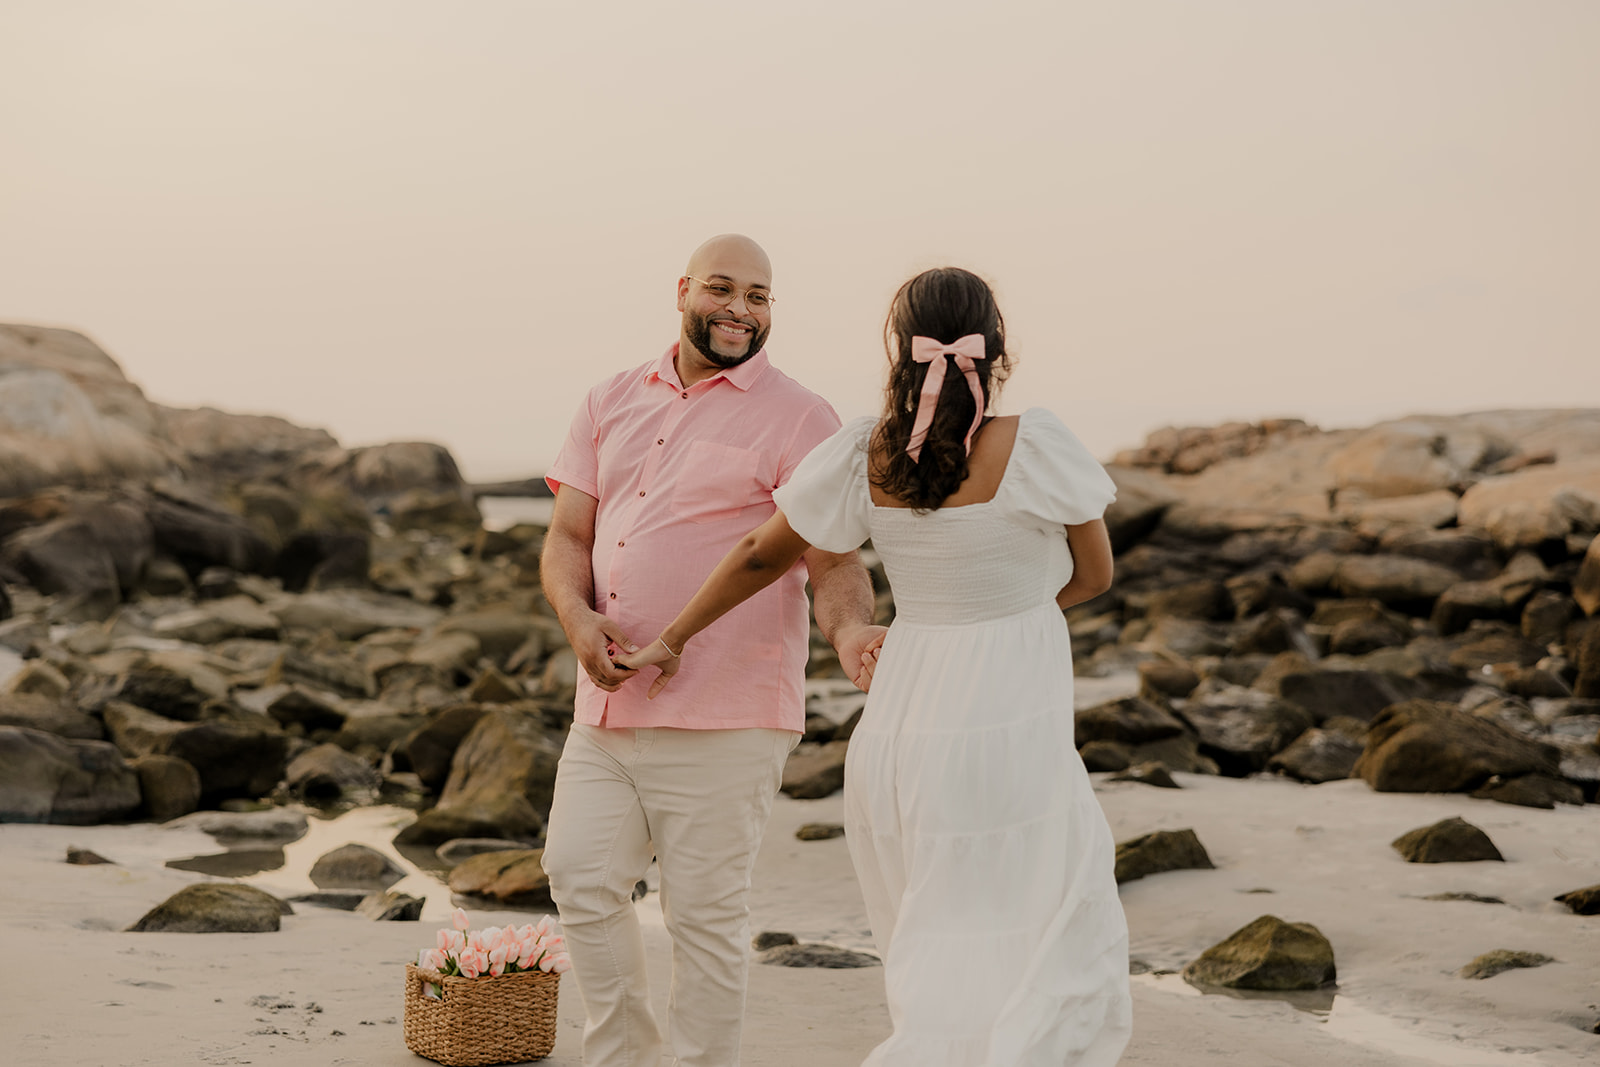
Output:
[771, 417, 876, 552]
[544, 385, 601, 499]
[776, 400, 844, 487]
[993, 408, 1117, 529]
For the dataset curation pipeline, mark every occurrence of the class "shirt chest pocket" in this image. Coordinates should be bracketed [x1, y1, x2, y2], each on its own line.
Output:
[670, 441, 766, 524]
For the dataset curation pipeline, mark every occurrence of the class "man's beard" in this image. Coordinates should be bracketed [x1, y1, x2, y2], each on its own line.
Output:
[684, 310, 769, 368]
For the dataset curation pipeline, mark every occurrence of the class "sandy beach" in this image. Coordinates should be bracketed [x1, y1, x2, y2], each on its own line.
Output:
[3, 759, 1597, 1067]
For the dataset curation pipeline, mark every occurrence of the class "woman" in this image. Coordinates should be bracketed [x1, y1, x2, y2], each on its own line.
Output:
[617, 267, 1131, 1065]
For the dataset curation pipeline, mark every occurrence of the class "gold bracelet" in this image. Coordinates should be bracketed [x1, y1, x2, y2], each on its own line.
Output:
[657, 635, 683, 658]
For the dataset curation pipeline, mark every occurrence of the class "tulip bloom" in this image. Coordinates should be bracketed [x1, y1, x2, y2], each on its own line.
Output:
[452, 907, 470, 932]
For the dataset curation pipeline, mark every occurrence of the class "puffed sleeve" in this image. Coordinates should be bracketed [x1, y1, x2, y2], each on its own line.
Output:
[993, 408, 1117, 530]
[771, 416, 876, 552]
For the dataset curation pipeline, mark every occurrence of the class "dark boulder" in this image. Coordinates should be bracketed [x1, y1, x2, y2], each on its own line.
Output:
[1267, 728, 1363, 784]
[1181, 915, 1336, 990]
[283, 743, 380, 803]
[781, 741, 849, 800]
[1391, 816, 1503, 863]
[1459, 950, 1553, 979]
[1354, 700, 1560, 793]
[128, 883, 289, 933]
[0, 692, 104, 739]
[1114, 828, 1214, 884]
[1470, 774, 1584, 809]
[1176, 695, 1314, 777]
[1075, 696, 1188, 747]
[0, 726, 142, 824]
[308, 842, 406, 890]
[132, 754, 202, 821]
[1276, 667, 1414, 724]
[1554, 884, 1600, 915]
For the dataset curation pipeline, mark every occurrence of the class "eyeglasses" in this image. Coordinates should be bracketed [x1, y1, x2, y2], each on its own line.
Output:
[685, 276, 774, 311]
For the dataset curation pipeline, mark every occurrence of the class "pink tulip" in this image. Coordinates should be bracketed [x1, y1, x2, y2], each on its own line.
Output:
[551, 957, 571, 974]
[458, 949, 485, 978]
[534, 915, 555, 937]
[452, 907, 470, 932]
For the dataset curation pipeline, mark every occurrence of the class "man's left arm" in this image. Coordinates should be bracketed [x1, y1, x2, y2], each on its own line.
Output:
[804, 548, 885, 692]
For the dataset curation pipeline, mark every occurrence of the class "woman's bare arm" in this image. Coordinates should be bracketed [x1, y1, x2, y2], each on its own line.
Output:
[1056, 519, 1114, 611]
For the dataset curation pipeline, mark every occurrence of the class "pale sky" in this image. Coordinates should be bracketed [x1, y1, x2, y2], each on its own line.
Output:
[2, 1, 1596, 479]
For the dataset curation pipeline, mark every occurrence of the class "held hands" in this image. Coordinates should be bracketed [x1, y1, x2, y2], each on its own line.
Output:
[834, 624, 888, 693]
[608, 624, 889, 700]
[572, 610, 643, 693]
[613, 637, 681, 700]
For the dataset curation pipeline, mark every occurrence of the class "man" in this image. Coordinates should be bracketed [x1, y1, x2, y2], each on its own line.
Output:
[539, 234, 881, 1066]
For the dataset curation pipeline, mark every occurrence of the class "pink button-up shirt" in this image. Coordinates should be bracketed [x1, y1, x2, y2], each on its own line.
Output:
[545, 345, 841, 732]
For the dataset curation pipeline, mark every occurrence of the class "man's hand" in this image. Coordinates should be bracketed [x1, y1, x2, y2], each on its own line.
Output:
[570, 609, 641, 693]
[834, 623, 887, 693]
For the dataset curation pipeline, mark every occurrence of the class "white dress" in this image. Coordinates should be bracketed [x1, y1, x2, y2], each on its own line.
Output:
[772, 408, 1131, 1067]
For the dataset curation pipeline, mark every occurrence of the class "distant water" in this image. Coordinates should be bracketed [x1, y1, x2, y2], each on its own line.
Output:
[479, 496, 555, 531]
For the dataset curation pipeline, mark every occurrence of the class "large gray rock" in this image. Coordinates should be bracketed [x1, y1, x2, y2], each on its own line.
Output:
[0, 325, 170, 496]
[0, 726, 142, 824]
[1175, 693, 1313, 777]
[127, 883, 290, 933]
[103, 701, 289, 804]
[1181, 915, 1336, 990]
[308, 842, 406, 890]
[0, 692, 104, 739]
[1327, 421, 1491, 499]
[1458, 460, 1600, 549]
[0, 495, 153, 618]
[1354, 700, 1560, 793]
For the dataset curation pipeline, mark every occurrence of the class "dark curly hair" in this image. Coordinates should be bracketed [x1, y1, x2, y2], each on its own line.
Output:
[869, 267, 1013, 511]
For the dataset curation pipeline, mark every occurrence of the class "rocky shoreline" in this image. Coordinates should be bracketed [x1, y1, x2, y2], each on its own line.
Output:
[1, 328, 1598, 939]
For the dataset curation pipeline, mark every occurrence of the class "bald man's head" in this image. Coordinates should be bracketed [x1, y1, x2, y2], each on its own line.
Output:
[676, 233, 773, 375]
[684, 234, 771, 284]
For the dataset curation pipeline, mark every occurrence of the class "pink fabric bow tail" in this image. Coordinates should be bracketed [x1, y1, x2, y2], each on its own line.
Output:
[905, 333, 988, 462]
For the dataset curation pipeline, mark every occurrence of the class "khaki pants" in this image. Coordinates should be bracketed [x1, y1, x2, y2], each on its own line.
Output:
[543, 724, 796, 1067]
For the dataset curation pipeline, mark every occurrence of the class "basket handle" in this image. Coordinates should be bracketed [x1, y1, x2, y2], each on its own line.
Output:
[414, 967, 446, 991]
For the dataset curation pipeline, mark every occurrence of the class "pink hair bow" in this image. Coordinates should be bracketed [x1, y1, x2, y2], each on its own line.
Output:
[905, 334, 988, 462]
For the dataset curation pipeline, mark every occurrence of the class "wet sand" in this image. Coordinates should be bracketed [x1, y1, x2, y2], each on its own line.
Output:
[3, 767, 1597, 1066]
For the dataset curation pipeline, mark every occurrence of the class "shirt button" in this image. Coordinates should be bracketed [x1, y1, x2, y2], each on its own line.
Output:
[681, 391, 688, 399]
[638, 490, 646, 497]
[617, 540, 625, 547]
[609, 592, 617, 599]
[657, 438, 664, 445]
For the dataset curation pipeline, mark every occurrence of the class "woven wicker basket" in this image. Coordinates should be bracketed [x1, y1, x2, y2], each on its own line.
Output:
[404, 963, 560, 1066]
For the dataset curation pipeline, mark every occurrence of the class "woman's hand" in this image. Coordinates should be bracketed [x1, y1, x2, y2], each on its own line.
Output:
[613, 638, 681, 699]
